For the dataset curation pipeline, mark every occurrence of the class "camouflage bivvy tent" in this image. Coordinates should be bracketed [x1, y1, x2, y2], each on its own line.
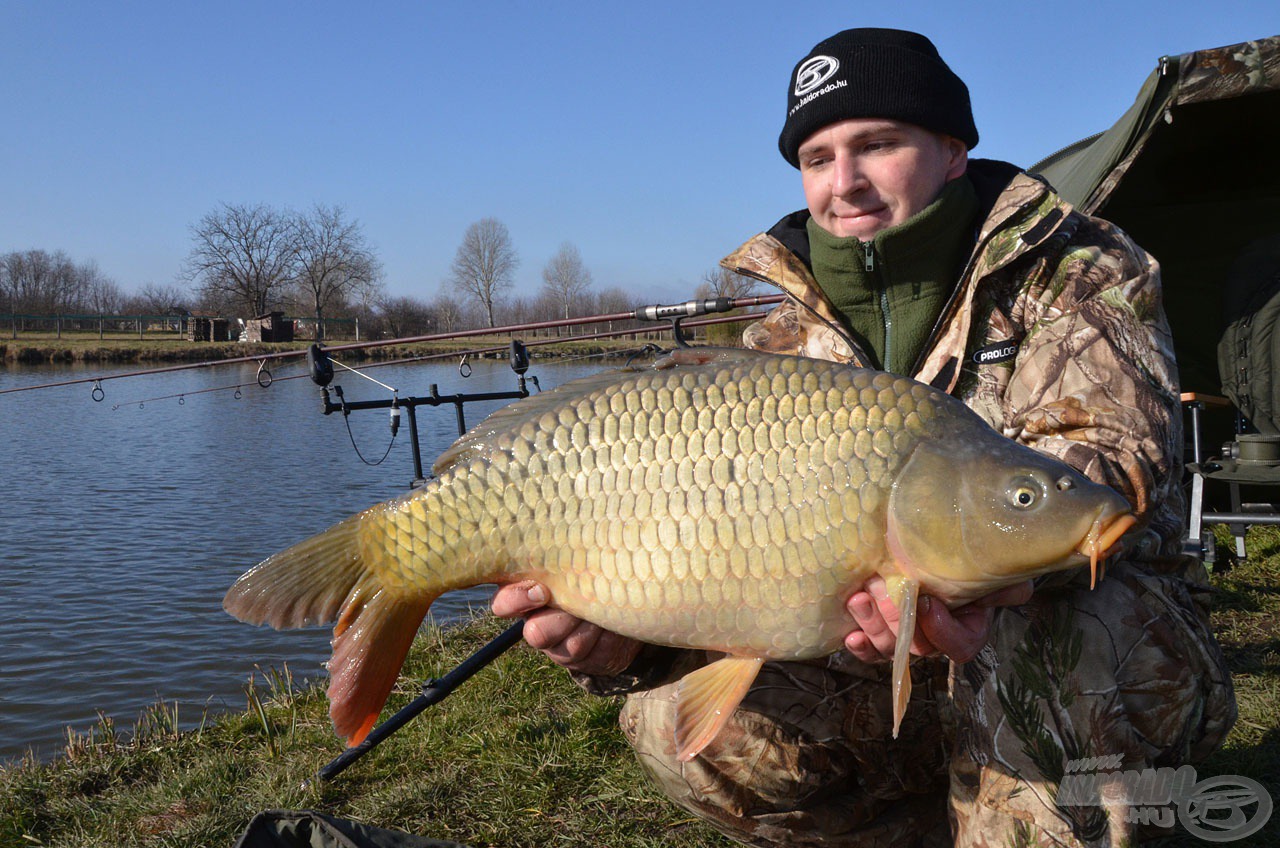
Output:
[1031, 35, 1280, 406]
[229, 33, 1280, 848]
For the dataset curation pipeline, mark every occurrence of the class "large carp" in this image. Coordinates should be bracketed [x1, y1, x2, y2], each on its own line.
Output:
[224, 348, 1134, 761]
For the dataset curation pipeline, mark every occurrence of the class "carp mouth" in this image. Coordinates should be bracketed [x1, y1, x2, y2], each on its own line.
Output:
[1077, 512, 1137, 589]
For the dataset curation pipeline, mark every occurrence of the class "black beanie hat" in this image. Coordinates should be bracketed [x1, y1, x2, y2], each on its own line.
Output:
[778, 28, 978, 168]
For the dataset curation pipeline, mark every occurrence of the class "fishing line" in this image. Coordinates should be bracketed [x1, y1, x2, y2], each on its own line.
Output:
[338, 396, 398, 466]
[328, 356, 398, 393]
[109, 359, 293, 410]
[321, 354, 401, 466]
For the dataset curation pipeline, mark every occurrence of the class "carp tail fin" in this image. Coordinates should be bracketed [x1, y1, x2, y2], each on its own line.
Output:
[674, 656, 765, 762]
[222, 511, 371, 630]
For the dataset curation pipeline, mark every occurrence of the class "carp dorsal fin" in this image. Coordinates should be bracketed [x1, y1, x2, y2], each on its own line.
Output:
[674, 655, 765, 762]
[654, 346, 781, 370]
[885, 575, 920, 739]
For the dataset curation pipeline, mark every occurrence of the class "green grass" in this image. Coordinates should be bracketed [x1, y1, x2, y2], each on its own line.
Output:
[0, 618, 731, 848]
[1155, 529, 1280, 846]
[2, 530, 1277, 847]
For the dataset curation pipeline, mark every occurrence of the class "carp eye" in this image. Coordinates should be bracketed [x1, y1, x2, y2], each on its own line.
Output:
[1008, 478, 1042, 509]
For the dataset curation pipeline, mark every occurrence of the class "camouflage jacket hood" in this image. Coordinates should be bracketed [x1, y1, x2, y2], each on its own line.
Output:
[725, 159, 1187, 563]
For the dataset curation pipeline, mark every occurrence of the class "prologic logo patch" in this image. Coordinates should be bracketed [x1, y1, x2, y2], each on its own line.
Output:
[794, 55, 840, 96]
[972, 340, 1020, 365]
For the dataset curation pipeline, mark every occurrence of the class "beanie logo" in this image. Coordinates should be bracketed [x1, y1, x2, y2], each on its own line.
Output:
[794, 55, 840, 97]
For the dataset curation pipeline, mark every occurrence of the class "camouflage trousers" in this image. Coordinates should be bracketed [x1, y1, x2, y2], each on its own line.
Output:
[618, 562, 1235, 847]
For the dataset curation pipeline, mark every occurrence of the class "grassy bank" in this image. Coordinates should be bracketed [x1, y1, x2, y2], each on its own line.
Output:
[0, 616, 731, 848]
[2, 529, 1277, 847]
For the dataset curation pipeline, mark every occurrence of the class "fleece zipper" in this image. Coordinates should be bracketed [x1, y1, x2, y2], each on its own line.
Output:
[861, 240, 893, 373]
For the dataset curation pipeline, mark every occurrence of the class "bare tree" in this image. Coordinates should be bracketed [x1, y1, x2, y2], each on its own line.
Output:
[693, 267, 763, 346]
[596, 286, 636, 314]
[1, 249, 120, 315]
[132, 282, 191, 314]
[448, 218, 518, 328]
[2, 249, 79, 313]
[695, 266, 761, 300]
[592, 286, 640, 336]
[183, 203, 298, 317]
[293, 205, 384, 340]
[374, 295, 436, 338]
[430, 289, 468, 333]
[541, 242, 593, 320]
[80, 262, 123, 314]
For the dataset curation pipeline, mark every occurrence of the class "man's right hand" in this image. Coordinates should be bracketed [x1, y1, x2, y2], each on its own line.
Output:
[491, 580, 642, 677]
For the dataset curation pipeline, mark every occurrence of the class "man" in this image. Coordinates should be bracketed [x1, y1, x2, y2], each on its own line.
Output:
[494, 28, 1234, 847]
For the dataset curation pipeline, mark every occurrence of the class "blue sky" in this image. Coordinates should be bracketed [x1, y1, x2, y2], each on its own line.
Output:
[3, 1, 1277, 307]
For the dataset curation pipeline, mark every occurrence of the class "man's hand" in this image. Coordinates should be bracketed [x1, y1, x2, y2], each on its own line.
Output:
[844, 577, 1034, 664]
[491, 580, 642, 676]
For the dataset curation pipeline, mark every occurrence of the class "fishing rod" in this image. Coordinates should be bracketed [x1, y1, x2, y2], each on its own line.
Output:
[99, 309, 771, 411]
[0, 294, 784, 397]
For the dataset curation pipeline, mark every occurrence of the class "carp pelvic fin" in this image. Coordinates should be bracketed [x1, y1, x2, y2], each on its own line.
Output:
[674, 656, 765, 762]
[886, 576, 920, 739]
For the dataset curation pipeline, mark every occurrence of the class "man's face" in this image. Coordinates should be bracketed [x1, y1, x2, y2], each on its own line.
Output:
[798, 118, 968, 240]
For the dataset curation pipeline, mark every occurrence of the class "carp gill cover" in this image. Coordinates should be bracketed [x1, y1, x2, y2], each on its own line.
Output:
[224, 348, 1134, 761]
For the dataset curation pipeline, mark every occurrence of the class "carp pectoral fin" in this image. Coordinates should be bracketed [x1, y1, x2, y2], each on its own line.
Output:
[674, 656, 765, 762]
[885, 575, 920, 739]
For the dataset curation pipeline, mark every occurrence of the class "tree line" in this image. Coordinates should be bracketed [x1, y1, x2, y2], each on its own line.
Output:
[4, 206, 761, 342]
[1, 249, 134, 316]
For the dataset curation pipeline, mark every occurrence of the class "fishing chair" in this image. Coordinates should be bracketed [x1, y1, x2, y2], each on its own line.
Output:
[1183, 235, 1280, 566]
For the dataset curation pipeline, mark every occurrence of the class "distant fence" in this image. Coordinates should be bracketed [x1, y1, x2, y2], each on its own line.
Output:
[4, 313, 361, 342]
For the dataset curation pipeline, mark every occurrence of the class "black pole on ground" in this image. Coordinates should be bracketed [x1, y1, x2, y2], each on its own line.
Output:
[311, 619, 526, 784]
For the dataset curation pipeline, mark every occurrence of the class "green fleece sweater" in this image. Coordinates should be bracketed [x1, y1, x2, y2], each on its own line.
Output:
[806, 176, 979, 375]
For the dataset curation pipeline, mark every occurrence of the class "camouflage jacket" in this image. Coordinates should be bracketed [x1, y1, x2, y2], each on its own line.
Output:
[727, 159, 1188, 567]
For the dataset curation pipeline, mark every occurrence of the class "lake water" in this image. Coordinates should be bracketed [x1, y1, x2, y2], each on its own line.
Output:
[0, 353, 606, 763]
